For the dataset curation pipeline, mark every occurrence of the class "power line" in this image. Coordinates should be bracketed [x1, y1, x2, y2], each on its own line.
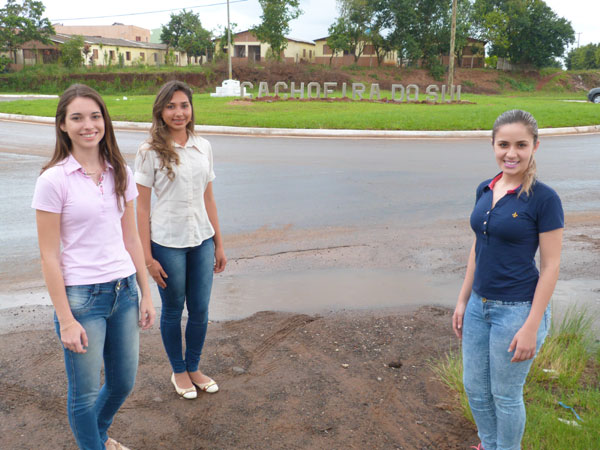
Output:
[51, 0, 249, 22]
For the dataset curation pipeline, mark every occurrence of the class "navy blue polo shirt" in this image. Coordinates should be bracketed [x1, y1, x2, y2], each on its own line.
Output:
[470, 173, 564, 302]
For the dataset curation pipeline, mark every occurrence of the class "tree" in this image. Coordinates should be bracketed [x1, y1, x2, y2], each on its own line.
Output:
[0, 0, 54, 64]
[326, 17, 353, 65]
[386, 0, 420, 66]
[161, 10, 213, 64]
[253, 0, 302, 60]
[332, 0, 372, 63]
[566, 43, 600, 70]
[473, 0, 574, 68]
[216, 23, 237, 57]
[60, 35, 84, 68]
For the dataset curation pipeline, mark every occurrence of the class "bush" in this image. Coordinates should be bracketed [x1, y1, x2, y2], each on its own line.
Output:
[486, 55, 498, 68]
[428, 63, 445, 81]
[60, 36, 85, 68]
[0, 55, 11, 73]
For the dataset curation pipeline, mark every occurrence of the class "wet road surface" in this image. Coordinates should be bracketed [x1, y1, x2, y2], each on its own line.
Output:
[1, 120, 599, 321]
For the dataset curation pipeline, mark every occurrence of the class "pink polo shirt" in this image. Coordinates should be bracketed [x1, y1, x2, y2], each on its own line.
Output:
[31, 155, 138, 286]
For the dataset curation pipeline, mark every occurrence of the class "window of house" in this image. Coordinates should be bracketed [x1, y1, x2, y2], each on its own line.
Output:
[136, 36, 141, 42]
[153, 53, 158, 62]
[140, 52, 145, 61]
[309, 50, 312, 58]
[323, 45, 331, 54]
[109, 50, 115, 60]
[93, 49, 98, 59]
[175, 54, 179, 63]
[234, 45, 246, 58]
[303, 49, 306, 57]
[126, 51, 131, 61]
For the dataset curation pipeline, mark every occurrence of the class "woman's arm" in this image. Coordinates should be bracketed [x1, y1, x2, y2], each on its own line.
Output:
[36, 210, 88, 353]
[453, 238, 476, 338]
[508, 227, 563, 362]
[122, 199, 156, 329]
[204, 182, 227, 273]
[136, 184, 168, 288]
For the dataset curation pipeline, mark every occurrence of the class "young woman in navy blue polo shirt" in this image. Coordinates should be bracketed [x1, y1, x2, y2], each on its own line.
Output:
[452, 110, 563, 450]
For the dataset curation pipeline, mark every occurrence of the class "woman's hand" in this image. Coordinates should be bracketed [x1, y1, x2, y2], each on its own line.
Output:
[139, 294, 156, 330]
[452, 301, 467, 339]
[508, 325, 538, 362]
[214, 246, 227, 273]
[147, 259, 168, 288]
[60, 320, 88, 353]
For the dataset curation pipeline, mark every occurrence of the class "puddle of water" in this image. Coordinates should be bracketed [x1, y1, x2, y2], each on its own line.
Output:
[210, 268, 462, 321]
[2, 271, 598, 334]
[551, 279, 600, 333]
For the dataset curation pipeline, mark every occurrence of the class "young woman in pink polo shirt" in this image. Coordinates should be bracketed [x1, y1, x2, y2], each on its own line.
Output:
[135, 80, 226, 399]
[32, 84, 156, 450]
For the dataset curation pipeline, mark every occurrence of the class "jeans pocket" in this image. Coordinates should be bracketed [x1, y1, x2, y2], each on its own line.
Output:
[65, 285, 96, 313]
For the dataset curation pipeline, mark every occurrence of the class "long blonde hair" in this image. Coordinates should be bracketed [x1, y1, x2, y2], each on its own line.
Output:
[492, 109, 538, 198]
[147, 80, 196, 181]
[43, 84, 128, 209]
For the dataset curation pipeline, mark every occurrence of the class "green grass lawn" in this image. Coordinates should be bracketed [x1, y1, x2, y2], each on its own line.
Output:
[432, 307, 600, 449]
[0, 91, 597, 130]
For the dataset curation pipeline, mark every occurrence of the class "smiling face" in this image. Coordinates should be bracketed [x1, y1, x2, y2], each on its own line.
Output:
[59, 96, 105, 153]
[493, 122, 539, 182]
[161, 90, 192, 134]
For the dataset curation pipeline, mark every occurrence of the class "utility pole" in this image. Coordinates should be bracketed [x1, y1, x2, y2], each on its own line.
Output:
[227, 0, 232, 79]
[576, 32, 582, 48]
[447, 0, 458, 88]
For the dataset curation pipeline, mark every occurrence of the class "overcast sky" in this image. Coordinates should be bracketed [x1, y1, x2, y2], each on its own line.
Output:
[6, 0, 599, 48]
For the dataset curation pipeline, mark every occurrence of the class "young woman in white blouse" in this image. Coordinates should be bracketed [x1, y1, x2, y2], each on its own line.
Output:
[135, 80, 226, 399]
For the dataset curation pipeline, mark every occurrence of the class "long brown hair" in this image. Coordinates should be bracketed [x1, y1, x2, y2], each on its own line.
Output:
[146, 80, 195, 181]
[43, 84, 128, 208]
[492, 109, 538, 198]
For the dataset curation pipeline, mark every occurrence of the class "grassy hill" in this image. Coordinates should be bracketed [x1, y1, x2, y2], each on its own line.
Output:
[1, 62, 599, 97]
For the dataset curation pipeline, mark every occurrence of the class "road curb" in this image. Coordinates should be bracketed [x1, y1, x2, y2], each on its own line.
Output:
[1, 112, 599, 139]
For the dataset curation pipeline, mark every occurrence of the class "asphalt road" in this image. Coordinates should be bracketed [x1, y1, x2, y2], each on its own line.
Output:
[1, 120, 599, 320]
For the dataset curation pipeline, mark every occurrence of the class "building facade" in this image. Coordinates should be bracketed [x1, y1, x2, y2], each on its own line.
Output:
[314, 37, 398, 67]
[10, 34, 190, 68]
[216, 30, 315, 64]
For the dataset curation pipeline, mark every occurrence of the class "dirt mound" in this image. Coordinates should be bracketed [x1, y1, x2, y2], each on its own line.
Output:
[0, 306, 478, 449]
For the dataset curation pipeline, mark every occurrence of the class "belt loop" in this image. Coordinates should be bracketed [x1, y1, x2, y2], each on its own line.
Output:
[482, 297, 487, 303]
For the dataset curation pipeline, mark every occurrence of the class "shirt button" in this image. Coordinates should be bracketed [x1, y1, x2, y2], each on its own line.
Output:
[482, 297, 487, 303]
[486, 211, 490, 214]
[483, 221, 487, 225]
[483, 231, 487, 235]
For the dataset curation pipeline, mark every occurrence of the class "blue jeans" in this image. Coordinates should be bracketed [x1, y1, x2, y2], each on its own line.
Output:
[151, 238, 214, 373]
[54, 274, 140, 450]
[462, 291, 550, 450]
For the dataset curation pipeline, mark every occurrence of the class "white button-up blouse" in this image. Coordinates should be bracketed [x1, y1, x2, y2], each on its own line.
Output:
[134, 134, 216, 248]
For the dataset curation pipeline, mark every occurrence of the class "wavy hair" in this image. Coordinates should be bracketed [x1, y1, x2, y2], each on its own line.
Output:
[43, 84, 128, 209]
[492, 109, 539, 198]
[146, 80, 195, 181]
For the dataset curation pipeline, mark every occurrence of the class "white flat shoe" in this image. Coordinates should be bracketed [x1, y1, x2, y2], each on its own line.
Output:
[193, 378, 219, 394]
[171, 373, 197, 399]
[105, 438, 131, 450]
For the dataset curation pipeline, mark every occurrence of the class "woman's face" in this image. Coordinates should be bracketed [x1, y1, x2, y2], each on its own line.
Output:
[493, 122, 539, 180]
[161, 90, 192, 133]
[60, 96, 105, 152]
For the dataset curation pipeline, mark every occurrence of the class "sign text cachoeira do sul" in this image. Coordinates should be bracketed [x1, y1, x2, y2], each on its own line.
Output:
[240, 82, 462, 103]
